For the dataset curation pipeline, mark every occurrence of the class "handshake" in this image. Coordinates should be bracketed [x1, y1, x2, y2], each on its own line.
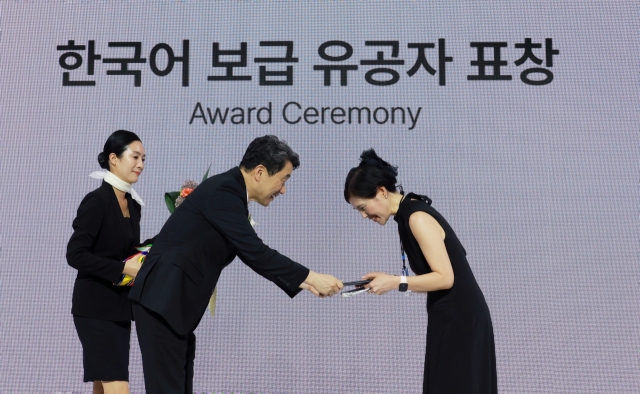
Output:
[300, 271, 345, 297]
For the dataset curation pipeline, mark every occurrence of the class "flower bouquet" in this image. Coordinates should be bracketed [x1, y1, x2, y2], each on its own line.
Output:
[164, 166, 211, 213]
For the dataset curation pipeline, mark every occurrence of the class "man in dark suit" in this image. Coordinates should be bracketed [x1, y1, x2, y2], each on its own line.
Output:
[129, 135, 343, 393]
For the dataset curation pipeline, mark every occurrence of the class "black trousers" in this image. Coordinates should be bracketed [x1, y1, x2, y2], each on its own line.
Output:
[132, 302, 196, 394]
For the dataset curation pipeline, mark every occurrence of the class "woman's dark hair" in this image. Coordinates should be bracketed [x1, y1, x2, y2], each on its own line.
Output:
[239, 135, 300, 175]
[344, 149, 399, 202]
[97, 130, 141, 170]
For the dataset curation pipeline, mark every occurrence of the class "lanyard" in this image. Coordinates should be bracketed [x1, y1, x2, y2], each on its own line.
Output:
[399, 192, 433, 277]
[399, 191, 410, 277]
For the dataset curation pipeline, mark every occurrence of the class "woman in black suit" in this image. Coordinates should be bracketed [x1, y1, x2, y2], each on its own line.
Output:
[67, 130, 147, 394]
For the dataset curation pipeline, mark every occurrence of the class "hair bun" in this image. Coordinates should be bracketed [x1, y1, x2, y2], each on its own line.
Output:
[97, 152, 108, 169]
[344, 149, 400, 201]
[359, 149, 398, 176]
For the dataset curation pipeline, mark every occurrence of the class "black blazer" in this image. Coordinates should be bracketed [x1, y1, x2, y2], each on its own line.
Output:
[129, 167, 310, 336]
[67, 181, 141, 321]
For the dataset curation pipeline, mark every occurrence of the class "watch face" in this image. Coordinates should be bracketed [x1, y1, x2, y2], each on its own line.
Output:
[399, 283, 409, 292]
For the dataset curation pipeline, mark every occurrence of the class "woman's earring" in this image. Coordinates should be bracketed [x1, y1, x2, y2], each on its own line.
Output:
[385, 194, 388, 199]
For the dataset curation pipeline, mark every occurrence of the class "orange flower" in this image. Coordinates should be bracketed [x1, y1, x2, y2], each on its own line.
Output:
[180, 188, 194, 198]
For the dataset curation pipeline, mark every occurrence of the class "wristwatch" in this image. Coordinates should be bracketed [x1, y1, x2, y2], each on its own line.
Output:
[399, 276, 408, 292]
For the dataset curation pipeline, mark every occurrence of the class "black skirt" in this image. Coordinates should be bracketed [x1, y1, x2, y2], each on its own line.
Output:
[73, 315, 131, 382]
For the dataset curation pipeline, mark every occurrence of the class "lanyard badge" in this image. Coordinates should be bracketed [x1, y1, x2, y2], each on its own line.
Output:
[401, 242, 409, 277]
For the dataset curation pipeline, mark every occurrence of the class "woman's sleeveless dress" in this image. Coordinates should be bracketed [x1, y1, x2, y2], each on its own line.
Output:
[394, 193, 498, 393]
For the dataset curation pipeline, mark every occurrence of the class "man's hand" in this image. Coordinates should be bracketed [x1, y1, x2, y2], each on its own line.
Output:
[302, 271, 343, 296]
[299, 282, 323, 297]
[122, 253, 144, 278]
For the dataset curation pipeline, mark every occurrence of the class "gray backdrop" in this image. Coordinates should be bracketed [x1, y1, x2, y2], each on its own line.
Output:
[1, 1, 638, 393]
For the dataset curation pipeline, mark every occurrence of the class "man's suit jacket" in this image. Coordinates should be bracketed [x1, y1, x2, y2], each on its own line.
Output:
[67, 181, 141, 321]
[129, 167, 310, 336]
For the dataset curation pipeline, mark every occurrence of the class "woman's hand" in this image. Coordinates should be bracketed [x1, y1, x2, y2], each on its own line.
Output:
[122, 253, 143, 278]
[362, 272, 400, 295]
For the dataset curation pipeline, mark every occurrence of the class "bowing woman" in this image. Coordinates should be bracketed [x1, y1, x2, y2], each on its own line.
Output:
[67, 130, 148, 394]
[344, 149, 497, 394]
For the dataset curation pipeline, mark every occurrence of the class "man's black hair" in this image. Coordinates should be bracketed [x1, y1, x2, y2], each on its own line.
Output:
[240, 135, 300, 175]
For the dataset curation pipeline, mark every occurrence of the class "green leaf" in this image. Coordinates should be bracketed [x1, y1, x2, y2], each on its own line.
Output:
[164, 191, 180, 214]
[201, 164, 212, 183]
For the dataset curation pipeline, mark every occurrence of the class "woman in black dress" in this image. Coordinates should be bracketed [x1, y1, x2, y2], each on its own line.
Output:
[67, 130, 147, 394]
[344, 149, 497, 394]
